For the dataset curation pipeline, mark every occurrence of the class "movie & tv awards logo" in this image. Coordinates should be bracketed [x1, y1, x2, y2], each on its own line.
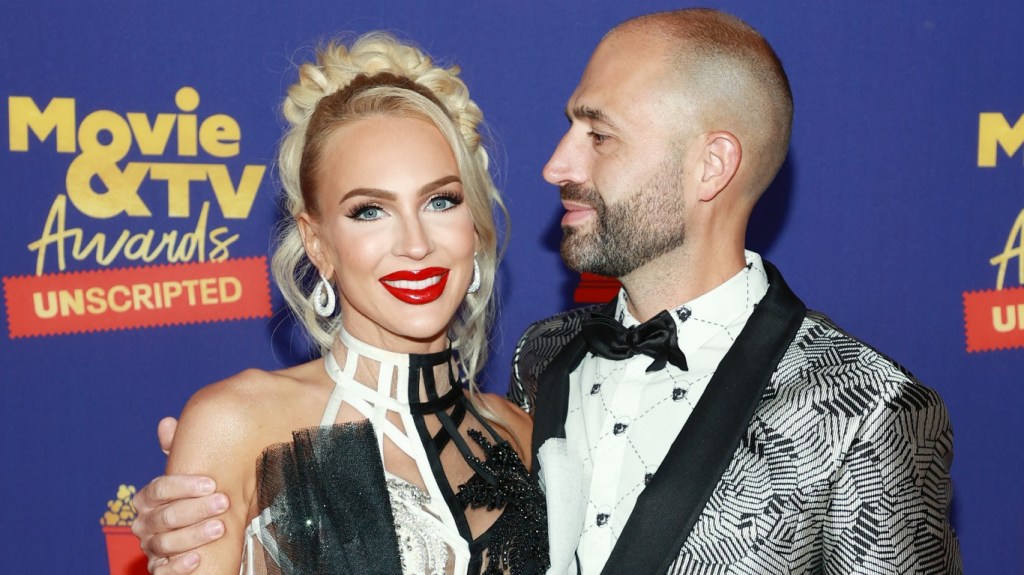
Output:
[3, 87, 272, 337]
[964, 111, 1024, 352]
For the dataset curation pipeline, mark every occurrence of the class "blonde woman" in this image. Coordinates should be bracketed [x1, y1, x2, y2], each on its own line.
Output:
[156, 33, 547, 575]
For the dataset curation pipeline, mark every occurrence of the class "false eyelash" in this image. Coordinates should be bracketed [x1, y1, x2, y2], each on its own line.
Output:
[346, 202, 385, 220]
[427, 191, 465, 209]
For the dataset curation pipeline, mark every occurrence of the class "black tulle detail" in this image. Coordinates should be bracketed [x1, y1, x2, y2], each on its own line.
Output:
[255, 423, 404, 575]
[456, 429, 550, 575]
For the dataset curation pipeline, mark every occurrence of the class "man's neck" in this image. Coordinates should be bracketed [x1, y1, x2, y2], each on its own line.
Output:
[618, 248, 748, 322]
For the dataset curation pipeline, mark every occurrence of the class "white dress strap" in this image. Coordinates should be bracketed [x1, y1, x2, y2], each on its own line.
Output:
[240, 327, 473, 574]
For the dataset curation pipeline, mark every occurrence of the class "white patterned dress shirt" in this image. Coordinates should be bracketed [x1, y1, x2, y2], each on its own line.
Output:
[564, 251, 770, 574]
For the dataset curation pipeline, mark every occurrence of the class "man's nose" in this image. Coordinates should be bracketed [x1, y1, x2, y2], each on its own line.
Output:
[543, 131, 586, 186]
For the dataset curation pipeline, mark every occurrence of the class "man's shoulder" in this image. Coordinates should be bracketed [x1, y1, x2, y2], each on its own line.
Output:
[508, 305, 599, 412]
[793, 309, 917, 380]
[774, 309, 944, 415]
[514, 305, 601, 369]
[519, 305, 598, 346]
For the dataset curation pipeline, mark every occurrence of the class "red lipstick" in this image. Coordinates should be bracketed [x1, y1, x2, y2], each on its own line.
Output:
[379, 267, 450, 304]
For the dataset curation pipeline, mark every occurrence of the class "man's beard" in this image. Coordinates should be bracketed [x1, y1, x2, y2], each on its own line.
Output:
[560, 158, 686, 278]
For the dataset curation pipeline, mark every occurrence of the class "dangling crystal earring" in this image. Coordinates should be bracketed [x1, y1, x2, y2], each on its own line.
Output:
[467, 255, 481, 295]
[313, 274, 336, 317]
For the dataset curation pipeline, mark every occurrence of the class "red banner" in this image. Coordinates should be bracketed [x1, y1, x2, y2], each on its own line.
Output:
[963, 286, 1024, 352]
[4, 257, 272, 338]
[574, 272, 620, 304]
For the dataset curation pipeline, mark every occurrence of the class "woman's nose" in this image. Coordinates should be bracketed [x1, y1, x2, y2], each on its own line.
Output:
[395, 215, 433, 260]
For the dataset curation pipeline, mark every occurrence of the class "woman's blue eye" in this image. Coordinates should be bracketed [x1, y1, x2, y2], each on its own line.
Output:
[428, 196, 459, 211]
[351, 205, 383, 220]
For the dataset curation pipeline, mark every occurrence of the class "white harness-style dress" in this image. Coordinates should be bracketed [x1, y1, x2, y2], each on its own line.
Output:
[240, 329, 547, 575]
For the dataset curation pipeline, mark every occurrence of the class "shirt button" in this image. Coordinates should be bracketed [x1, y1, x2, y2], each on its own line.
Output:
[676, 306, 692, 322]
[590, 383, 602, 395]
[612, 417, 631, 435]
[596, 507, 611, 527]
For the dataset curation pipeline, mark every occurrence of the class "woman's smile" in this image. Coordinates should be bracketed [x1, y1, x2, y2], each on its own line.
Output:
[379, 267, 450, 304]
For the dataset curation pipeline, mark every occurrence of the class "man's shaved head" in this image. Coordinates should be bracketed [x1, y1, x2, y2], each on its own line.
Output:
[611, 9, 793, 197]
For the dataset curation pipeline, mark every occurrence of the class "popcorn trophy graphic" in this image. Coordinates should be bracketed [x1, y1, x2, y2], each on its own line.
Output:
[100, 484, 148, 575]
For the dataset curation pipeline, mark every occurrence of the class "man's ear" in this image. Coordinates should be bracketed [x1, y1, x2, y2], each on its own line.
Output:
[297, 212, 333, 278]
[697, 131, 741, 202]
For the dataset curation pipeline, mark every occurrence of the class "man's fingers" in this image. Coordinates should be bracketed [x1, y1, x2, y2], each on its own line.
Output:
[132, 475, 228, 566]
[158, 416, 178, 454]
[134, 475, 216, 512]
[144, 492, 228, 536]
[144, 518, 226, 558]
[151, 552, 201, 575]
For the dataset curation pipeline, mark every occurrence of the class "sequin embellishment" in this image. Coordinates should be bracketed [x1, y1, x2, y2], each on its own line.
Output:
[387, 476, 451, 575]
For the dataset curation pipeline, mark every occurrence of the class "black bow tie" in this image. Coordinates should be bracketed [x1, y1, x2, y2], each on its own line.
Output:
[580, 310, 688, 373]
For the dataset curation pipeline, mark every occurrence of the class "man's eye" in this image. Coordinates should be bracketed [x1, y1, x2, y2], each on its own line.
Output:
[589, 131, 609, 144]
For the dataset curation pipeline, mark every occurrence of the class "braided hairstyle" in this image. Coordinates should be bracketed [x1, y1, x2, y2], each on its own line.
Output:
[272, 32, 507, 385]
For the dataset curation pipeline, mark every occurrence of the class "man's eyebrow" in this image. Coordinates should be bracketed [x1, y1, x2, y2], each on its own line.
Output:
[340, 175, 462, 204]
[570, 105, 618, 129]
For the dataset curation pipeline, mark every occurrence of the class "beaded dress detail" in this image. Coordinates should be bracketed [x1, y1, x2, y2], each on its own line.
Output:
[241, 329, 548, 575]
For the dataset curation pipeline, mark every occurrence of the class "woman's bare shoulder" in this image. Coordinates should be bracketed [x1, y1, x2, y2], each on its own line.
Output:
[476, 393, 532, 430]
[476, 392, 534, 467]
[166, 360, 328, 474]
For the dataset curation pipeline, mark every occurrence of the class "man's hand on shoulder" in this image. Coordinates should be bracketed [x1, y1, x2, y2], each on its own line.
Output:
[132, 417, 232, 574]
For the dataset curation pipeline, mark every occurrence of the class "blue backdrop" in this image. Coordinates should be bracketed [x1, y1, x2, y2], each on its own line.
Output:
[1, 2, 1020, 573]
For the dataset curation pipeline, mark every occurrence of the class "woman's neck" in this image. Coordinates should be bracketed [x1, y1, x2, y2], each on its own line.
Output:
[333, 327, 455, 402]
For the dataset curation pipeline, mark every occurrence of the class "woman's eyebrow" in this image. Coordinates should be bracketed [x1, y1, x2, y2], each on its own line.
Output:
[340, 175, 462, 203]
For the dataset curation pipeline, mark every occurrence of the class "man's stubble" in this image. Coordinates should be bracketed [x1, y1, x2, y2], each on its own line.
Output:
[560, 154, 687, 279]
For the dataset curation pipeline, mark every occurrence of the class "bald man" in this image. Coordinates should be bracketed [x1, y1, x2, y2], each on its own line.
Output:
[134, 9, 961, 575]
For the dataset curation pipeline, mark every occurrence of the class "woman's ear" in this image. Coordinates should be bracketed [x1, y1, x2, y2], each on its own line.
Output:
[297, 212, 333, 278]
[697, 131, 741, 202]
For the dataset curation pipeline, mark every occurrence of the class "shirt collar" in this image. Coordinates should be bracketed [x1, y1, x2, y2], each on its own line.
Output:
[615, 251, 770, 356]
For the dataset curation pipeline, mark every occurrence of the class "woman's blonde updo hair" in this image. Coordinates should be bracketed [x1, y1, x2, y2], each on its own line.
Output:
[272, 32, 507, 383]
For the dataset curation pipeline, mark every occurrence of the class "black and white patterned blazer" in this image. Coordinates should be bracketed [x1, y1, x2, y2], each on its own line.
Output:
[509, 261, 962, 575]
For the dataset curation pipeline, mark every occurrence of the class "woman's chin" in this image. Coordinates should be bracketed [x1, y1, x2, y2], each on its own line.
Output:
[394, 324, 451, 348]
[351, 319, 451, 353]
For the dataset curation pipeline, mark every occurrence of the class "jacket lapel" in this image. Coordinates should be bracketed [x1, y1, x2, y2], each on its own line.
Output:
[531, 299, 616, 478]
[600, 261, 806, 575]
